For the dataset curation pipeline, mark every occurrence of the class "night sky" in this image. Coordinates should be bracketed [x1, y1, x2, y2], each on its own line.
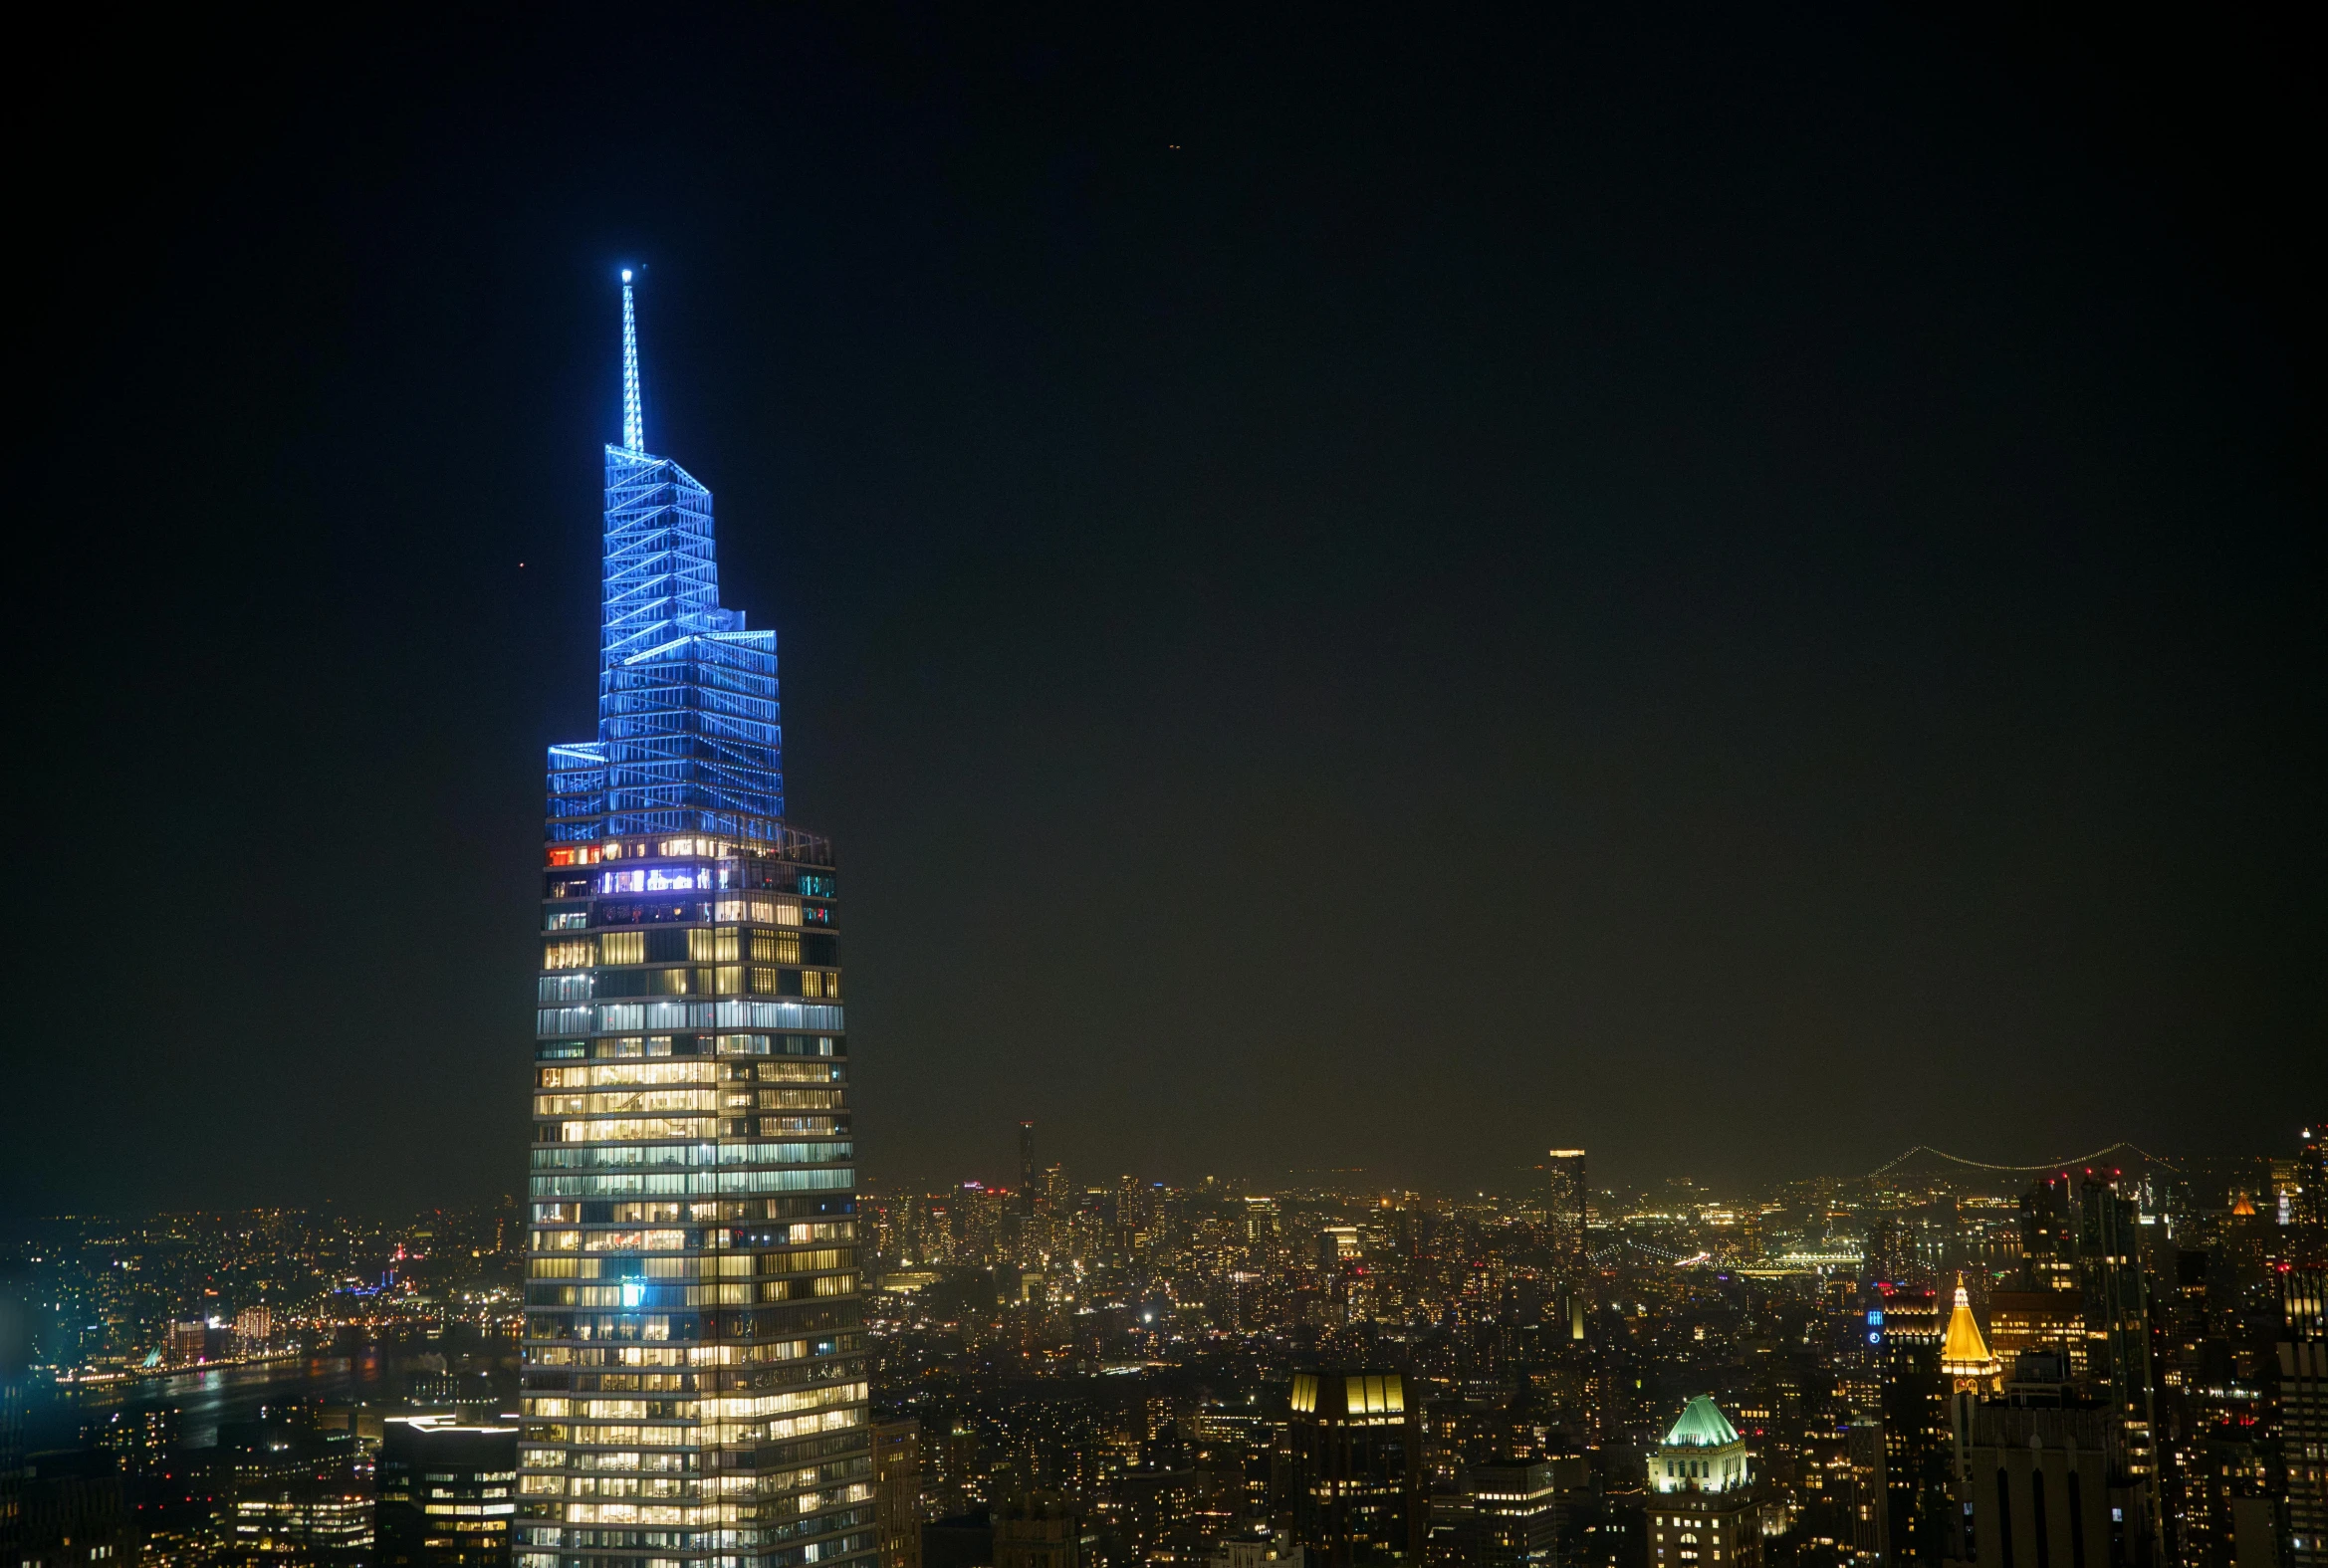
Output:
[14, 7, 2318, 1215]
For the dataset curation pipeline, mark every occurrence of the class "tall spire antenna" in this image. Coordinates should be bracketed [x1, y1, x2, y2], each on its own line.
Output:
[619, 268, 644, 452]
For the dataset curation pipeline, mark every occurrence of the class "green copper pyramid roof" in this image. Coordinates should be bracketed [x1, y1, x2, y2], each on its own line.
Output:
[1663, 1395, 1742, 1448]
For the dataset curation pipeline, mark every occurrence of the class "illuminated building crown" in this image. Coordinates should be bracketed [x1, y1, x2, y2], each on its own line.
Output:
[1651, 1396, 1748, 1493]
[1941, 1273, 2002, 1384]
[546, 270, 787, 841]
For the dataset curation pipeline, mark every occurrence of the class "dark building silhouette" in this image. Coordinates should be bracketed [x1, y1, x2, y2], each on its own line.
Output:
[2077, 1172, 2158, 1554]
[1280, 1370, 1425, 1568]
[2297, 1124, 2328, 1247]
[377, 1415, 519, 1568]
[1546, 1153, 1588, 1280]
[1963, 1401, 2113, 1568]
[215, 1412, 369, 1565]
[2280, 1270, 2326, 1568]
[5, 1448, 135, 1568]
[1876, 1284, 1949, 1567]
[1469, 1459, 1559, 1568]
[994, 1493, 1077, 1568]
[1960, 1349, 2174, 1568]
[1019, 1124, 1038, 1217]
[2020, 1178, 2078, 1294]
[1846, 1417, 1888, 1566]
[921, 1509, 993, 1568]
[874, 1420, 922, 1568]
[85, 1409, 178, 1477]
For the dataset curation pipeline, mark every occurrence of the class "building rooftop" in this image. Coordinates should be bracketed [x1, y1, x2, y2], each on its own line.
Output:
[1662, 1395, 1741, 1449]
[1941, 1276, 2000, 1379]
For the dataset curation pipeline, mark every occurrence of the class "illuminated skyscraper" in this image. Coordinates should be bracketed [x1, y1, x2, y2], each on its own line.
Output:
[1019, 1122, 1037, 1218]
[519, 274, 868, 1568]
[1647, 1398, 1762, 1568]
[1545, 1151, 1587, 1278]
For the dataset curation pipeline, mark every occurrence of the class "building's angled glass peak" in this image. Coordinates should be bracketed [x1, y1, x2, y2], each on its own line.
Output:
[546, 275, 786, 841]
[1662, 1394, 1742, 1449]
[618, 269, 644, 453]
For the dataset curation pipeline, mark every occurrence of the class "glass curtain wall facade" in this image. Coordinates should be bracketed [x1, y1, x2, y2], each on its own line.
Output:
[519, 276, 870, 1568]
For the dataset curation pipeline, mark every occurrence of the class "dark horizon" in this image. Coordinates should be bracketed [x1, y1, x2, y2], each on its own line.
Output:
[13, 6, 2319, 1217]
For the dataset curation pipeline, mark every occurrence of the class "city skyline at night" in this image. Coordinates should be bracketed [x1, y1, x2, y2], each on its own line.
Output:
[3, 34, 2319, 1568]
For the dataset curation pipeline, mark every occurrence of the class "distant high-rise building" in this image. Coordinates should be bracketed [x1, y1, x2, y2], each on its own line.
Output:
[2020, 1178, 2077, 1293]
[1845, 1417, 1889, 1566]
[1875, 1285, 1950, 1566]
[1469, 1460, 1558, 1568]
[1545, 1153, 1588, 1277]
[1985, 1292, 2089, 1380]
[1870, 1217, 1918, 1289]
[220, 1412, 371, 1563]
[87, 1406, 178, 1475]
[1019, 1123, 1038, 1217]
[519, 274, 868, 1568]
[1280, 1370, 1424, 1568]
[2280, 1269, 2326, 1568]
[2078, 1171, 2158, 1544]
[2298, 1124, 2328, 1260]
[993, 1493, 1077, 1568]
[1647, 1398, 1762, 1568]
[873, 1420, 922, 1568]
[377, 1415, 519, 1568]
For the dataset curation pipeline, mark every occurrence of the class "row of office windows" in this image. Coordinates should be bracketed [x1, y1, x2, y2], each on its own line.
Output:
[527, 1249, 854, 1280]
[548, 929, 837, 969]
[524, 1274, 857, 1309]
[525, 1168, 853, 1199]
[528, 1135, 847, 1158]
[536, 1033, 843, 1063]
[526, 1225, 854, 1254]
[546, 883, 831, 925]
[536, 1089, 729, 1114]
[537, 1115, 846, 1144]
[561, 967, 839, 1002]
[569, 899, 834, 931]
[536, 1059, 841, 1089]
[546, 838, 835, 888]
[533, 1090, 844, 1118]
[520, 1334, 858, 1369]
[530, 1199, 853, 1228]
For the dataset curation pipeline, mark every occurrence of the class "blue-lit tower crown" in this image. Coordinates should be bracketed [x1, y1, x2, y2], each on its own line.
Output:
[548, 272, 786, 840]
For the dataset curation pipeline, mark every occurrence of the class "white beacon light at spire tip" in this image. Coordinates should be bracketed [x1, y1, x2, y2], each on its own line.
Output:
[621, 269, 632, 282]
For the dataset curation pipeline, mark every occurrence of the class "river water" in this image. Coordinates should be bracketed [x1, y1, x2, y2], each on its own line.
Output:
[27, 1330, 519, 1451]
